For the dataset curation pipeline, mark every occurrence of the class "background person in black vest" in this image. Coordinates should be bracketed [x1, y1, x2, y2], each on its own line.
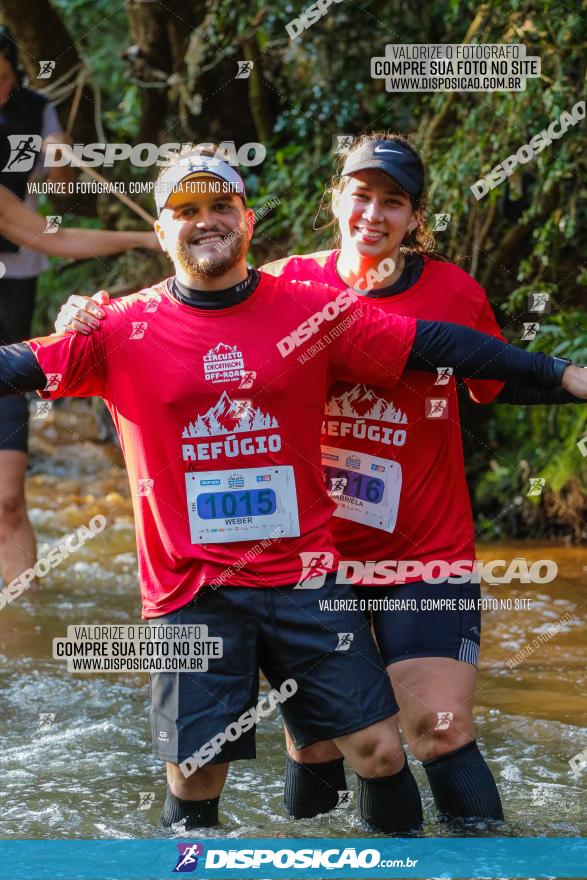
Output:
[0, 26, 76, 586]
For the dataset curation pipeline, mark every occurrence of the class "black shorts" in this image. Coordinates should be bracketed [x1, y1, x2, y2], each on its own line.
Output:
[149, 574, 398, 765]
[357, 579, 481, 668]
[0, 277, 37, 453]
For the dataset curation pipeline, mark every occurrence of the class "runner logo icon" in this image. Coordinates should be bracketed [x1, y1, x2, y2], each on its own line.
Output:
[294, 551, 335, 589]
[336, 790, 354, 807]
[434, 367, 453, 385]
[434, 711, 454, 730]
[38, 60, 56, 79]
[173, 843, 204, 873]
[130, 322, 148, 340]
[336, 632, 354, 651]
[426, 398, 448, 419]
[137, 792, 155, 810]
[329, 475, 348, 497]
[44, 373, 62, 393]
[2, 134, 42, 172]
[235, 60, 254, 79]
[238, 370, 256, 389]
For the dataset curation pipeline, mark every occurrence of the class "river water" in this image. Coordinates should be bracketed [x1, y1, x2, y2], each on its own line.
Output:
[0, 401, 585, 840]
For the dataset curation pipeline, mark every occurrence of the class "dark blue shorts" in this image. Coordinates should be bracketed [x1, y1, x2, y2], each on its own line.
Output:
[0, 394, 29, 453]
[149, 574, 398, 764]
[357, 579, 481, 668]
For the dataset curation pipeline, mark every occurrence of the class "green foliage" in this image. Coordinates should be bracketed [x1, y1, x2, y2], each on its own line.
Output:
[52, 0, 140, 139]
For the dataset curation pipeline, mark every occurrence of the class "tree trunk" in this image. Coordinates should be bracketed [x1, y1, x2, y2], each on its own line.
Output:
[0, 0, 98, 143]
[242, 36, 273, 144]
[124, 0, 199, 143]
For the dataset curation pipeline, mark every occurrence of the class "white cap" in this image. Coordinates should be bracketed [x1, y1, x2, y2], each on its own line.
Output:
[154, 154, 246, 214]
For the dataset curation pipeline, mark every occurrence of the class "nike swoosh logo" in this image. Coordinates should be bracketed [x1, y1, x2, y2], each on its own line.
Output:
[374, 146, 403, 154]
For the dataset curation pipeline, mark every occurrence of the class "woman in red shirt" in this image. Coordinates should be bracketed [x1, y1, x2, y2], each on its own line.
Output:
[263, 132, 511, 825]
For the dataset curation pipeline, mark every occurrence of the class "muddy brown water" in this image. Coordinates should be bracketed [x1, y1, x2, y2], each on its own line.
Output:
[0, 401, 585, 840]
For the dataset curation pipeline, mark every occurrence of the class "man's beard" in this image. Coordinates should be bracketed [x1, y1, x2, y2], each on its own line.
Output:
[173, 226, 247, 281]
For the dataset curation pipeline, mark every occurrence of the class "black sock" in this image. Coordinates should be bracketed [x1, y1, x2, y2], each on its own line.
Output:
[357, 756, 423, 833]
[283, 753, 347, 818]
[423, 740, 504, 820]
[160, 786, 220, 829]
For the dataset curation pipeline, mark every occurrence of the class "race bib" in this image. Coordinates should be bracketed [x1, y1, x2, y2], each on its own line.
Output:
[185, 466, 300, 544]
[322, 446, 402, 532]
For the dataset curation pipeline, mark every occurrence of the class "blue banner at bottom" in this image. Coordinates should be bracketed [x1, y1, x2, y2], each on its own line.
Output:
[1, 837, 585, 879]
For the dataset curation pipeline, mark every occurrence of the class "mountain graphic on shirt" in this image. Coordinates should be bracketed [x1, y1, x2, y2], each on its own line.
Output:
[205, 342, 239, 358]
[182, 391, 278, 437]
[326, 384, 407, 423]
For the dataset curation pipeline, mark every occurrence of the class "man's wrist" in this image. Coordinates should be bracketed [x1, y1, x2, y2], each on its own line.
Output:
[552, 356, 573, 387]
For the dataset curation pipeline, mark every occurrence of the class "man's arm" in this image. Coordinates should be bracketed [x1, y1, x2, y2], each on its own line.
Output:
[327, 301, 587, 398]
[407, 319, 586, 396]
[0, 323, 107, 401]
[495, 384, 583, 405]
[52, 289, 587, 398]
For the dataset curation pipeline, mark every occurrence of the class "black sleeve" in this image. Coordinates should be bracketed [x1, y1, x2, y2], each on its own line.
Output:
[0, 343, 47, 396]
[496, 383, 583, 405]
[407, 319, 568, 389]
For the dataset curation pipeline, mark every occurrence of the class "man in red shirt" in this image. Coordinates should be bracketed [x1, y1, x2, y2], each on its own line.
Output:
[2, 145, 585, 833]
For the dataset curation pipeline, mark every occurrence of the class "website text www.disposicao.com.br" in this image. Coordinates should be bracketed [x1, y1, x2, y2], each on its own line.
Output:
[177, 845, 417, 871]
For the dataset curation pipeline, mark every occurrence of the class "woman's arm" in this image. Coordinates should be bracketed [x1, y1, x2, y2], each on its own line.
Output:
[0, 186, 159, 257]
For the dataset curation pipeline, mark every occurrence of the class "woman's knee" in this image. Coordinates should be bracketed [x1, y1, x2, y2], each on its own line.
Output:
[408, 711, 474, 762]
